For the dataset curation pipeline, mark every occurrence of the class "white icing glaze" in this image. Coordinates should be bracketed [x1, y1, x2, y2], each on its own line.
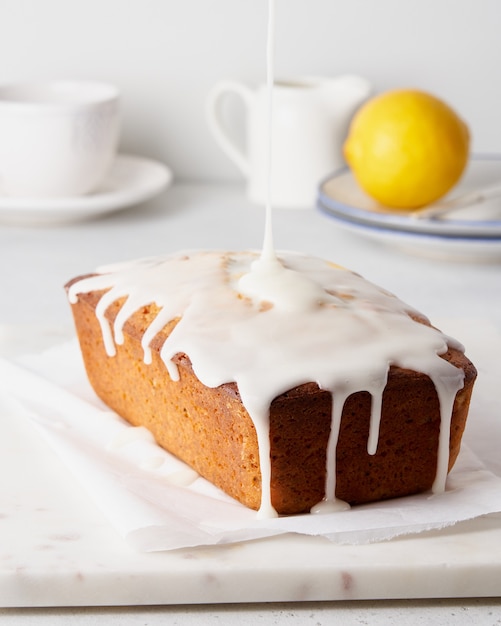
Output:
[68, 249, 466, 518]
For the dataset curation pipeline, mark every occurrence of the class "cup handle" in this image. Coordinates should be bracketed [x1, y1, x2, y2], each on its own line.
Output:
[206, 81, 254, 177]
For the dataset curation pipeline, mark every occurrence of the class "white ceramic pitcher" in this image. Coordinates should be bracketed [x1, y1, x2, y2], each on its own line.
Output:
[207, 75, 372, 208]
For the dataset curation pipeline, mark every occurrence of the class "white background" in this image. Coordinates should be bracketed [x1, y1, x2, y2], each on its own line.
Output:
[2, 2, 501, 623]
[0, 0, 499, 182]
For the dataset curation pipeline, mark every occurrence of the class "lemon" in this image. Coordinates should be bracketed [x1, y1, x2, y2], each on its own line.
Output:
[343, 89, 470, 209]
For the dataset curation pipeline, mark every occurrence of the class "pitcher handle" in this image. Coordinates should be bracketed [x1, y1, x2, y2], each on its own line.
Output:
[206, 80, 254, 177]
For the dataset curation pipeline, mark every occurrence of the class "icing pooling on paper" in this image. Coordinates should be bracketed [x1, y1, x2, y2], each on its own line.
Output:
[68, 250, 466, 518]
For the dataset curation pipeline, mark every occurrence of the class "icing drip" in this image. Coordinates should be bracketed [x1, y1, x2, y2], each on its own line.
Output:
[310, 391, 351, 514]
[68, 249, 466, 518]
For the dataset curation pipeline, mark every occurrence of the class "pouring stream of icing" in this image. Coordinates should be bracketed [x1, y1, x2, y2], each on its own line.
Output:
[237, 0, 354, 515]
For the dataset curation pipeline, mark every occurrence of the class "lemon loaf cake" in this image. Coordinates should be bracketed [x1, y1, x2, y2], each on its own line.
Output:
[66, 250, 476, 517]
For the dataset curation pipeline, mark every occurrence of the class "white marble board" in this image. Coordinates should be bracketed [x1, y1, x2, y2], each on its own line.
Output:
[1, 328, 501, 607]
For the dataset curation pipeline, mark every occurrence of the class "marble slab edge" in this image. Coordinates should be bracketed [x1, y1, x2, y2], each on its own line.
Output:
[2, 513, 501, 608]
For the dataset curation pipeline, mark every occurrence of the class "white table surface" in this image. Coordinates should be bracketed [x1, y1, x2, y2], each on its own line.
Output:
[1, 183, 501, 624]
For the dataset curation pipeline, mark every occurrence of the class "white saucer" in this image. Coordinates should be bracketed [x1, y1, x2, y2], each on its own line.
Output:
[0, 154, 172, 226]
[318, 157, 501, 238]
[319, 211, 501, 262]
[317, 156, 501, 261]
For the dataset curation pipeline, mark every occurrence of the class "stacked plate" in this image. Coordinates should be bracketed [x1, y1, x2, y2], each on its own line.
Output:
[317, 157, 501, 261]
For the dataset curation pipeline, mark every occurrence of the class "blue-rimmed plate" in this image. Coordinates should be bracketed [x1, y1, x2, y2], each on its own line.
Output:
[318, 156, 501, 240]
[316, 209, 501, 261]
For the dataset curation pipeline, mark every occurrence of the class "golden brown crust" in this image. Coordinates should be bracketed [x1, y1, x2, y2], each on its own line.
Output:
[66, 279, 477, 515]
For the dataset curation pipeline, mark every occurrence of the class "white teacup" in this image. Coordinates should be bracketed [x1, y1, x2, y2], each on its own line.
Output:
[207, 75, 372, 208]
[0, 80, 121, 197]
